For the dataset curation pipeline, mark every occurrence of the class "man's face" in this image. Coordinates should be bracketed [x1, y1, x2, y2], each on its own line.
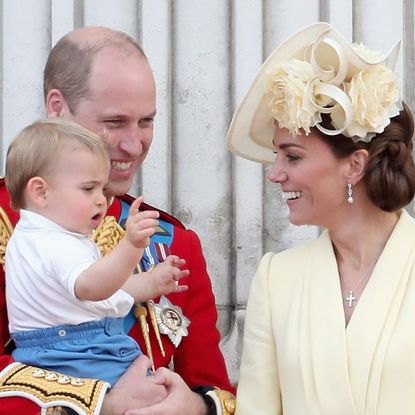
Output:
[58, 48, 156, 196]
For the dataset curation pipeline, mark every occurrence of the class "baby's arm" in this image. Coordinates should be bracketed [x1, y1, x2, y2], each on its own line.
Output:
[122, 255, 189, 302]
[75, 197, 160, 301]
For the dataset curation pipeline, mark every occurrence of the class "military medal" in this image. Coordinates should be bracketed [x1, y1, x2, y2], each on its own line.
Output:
[154, 296, 190, 347]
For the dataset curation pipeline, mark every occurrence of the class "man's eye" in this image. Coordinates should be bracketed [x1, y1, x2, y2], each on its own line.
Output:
[105, 119, 124, 127]
[139, 118, 154, 127]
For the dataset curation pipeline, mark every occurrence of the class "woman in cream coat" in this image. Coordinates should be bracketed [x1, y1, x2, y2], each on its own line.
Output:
[227, 22, 415, 414]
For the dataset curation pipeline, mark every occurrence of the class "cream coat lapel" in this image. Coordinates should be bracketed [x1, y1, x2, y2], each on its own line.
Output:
[299, 231, 357, 414]
[345, 210, 415, 414]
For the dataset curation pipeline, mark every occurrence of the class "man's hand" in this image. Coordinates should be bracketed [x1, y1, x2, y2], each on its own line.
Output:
[123, 367, 209, 415]
[100, 355, 167, 415]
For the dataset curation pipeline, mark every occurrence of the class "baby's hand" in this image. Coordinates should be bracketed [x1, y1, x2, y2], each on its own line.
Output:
[151, 255, 189, 295]
[125, 197, 160, 249]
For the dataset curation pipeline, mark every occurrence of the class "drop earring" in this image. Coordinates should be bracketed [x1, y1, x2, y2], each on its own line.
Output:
[347, 183, 354, 204]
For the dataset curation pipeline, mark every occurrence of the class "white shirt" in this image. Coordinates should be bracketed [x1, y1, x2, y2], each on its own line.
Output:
[5, 209, 134, 332]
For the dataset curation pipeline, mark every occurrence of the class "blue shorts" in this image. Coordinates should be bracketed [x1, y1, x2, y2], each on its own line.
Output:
[11, 317, 141, 385]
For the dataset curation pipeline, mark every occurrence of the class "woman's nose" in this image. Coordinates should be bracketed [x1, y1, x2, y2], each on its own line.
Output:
[266, 160, 288, 183]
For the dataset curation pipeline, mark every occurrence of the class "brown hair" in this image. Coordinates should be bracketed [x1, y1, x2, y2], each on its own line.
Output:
[5, 118, 109, 210]
[43, 27, 146, 113]
[314, 102, 415, 212]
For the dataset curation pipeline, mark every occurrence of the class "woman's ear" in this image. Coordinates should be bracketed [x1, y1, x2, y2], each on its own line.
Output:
[26, 177, 49, 208]
[346, 149, 369, 184]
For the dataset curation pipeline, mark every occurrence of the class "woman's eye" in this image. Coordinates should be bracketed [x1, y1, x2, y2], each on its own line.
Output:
[286, 154, 300, 162]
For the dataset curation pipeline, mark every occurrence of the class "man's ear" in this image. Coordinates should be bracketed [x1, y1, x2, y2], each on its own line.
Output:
[45, 89, 69, 117]
[346, 149, 369, 184]
[26, 177, 49, 208]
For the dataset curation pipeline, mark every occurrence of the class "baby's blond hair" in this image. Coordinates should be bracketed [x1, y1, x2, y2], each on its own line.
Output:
[5, 118, 109, 210]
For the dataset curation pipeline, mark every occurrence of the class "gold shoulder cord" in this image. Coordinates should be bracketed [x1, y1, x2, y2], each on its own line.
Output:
[0, 207, 13, 352]
[93, 216, 162, 368]
[93, 216, 125, 257]
[0, 206, 13, 265]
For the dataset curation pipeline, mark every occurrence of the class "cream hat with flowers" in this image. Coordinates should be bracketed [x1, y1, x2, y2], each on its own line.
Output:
[226, 22, 401, 164]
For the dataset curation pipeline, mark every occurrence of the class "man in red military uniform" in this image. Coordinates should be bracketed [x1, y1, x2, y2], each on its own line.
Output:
[0, 26, 235, 415]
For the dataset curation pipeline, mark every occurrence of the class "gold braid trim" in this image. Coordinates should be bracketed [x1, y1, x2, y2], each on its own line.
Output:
[92, 216, 125, 257]
[0, 207, 13, 266]
[0, 363, 109, 415]
[206, 388, 236, 415]
[0, 207, 14, 350]
[45, 408, 70, 415]
[92, 215, 165, 256]
[45, 408, 69, 414]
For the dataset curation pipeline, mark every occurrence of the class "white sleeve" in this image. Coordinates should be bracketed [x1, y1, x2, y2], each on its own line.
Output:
[44, 233, 98, 298]
[42, 232, 134, 316]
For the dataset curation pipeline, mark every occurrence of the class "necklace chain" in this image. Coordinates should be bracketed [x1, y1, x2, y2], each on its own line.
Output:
[340, 258, 378, 308]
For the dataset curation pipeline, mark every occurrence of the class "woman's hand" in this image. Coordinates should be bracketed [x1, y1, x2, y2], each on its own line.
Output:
[123, 367, 209, 415]
[100, 355, 168, 415]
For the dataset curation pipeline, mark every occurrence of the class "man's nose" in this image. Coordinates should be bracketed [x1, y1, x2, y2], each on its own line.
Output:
[118, 125, 145, 156]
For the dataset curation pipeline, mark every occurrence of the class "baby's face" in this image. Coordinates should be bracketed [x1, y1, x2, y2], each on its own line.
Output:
[42, 147, 110, 235]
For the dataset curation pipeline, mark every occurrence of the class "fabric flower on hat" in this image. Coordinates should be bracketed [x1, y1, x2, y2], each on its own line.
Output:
[332, 65, 401, 142]
[264, 35, 401, 143]
[267, 59, 322, 135]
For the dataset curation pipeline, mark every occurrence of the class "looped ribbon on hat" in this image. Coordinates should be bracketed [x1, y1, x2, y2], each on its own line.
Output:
[304, 32, 353, 136]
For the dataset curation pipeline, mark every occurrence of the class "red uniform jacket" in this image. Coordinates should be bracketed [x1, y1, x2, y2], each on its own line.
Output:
[0, 179, 235, 413]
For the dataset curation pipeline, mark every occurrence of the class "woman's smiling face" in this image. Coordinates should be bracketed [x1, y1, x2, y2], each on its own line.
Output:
[266, 126, 351, 227]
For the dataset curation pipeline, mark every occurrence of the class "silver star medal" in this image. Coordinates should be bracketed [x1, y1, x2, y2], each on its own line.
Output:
[154, 295, 190, 347]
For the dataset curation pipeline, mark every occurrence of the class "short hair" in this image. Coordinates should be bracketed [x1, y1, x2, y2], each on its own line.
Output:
[314, 102, 415, 212]
[5, 118, 109, 210]
[43, 27, 146, 113]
